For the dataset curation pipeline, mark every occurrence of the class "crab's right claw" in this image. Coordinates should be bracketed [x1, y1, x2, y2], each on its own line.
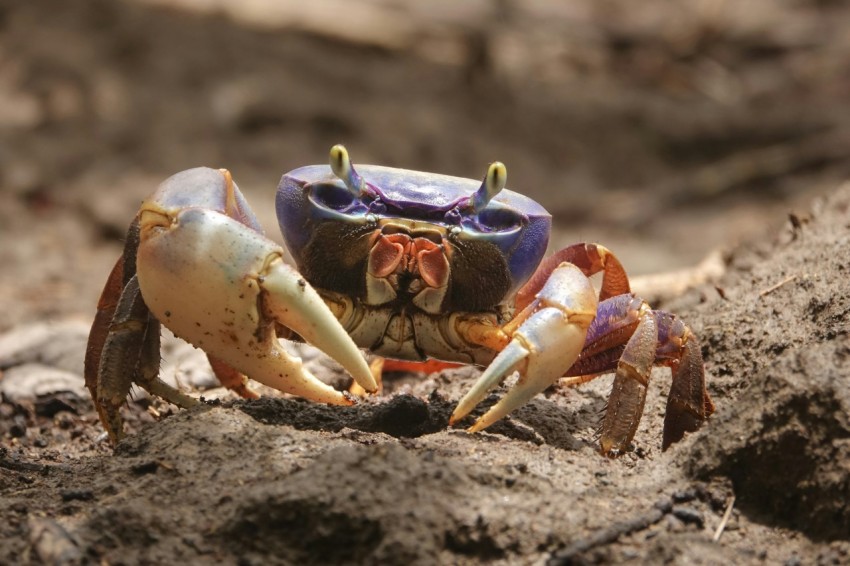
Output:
[450, 263, 597, 430]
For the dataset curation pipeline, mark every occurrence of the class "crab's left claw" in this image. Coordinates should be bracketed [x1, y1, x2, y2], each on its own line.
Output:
[450, 263, 597, 430]
[253, 255, 379, 399]
[133, 168, 377, 404]
[87, 168, 380, 442]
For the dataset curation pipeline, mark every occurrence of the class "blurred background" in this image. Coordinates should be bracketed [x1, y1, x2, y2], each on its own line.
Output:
[1, 0, 848, 330]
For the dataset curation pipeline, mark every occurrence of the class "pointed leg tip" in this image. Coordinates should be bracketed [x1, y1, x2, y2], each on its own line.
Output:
[599, 440, 617, 457]
[599, 434, 630, 457]
[350, 380, 378, 396]
[96, 402, 125, 445]
[341, 353, 378, 391]
[105, 428, 122, 446]
[243, 388, 260, 400]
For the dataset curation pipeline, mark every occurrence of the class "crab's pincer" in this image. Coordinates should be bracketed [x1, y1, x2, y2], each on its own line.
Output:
[449, 263, 597, 431]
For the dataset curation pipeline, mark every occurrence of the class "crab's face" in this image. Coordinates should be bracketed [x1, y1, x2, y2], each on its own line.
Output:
[276, 149, 550, 314]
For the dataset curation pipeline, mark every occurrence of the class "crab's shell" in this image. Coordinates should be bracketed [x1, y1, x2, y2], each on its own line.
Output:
[277, 164, 551, 310]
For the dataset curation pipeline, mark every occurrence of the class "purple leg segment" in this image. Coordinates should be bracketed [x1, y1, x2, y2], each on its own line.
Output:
[598, 309, 657, 454]
[565, 294, 715, 454]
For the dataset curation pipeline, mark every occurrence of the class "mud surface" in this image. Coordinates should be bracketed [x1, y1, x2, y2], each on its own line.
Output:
[1, 1, 850, 564]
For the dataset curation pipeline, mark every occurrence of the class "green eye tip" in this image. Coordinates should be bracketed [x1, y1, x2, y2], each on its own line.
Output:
[329, 144, 349, 174]
[487, 162, 507, 194]
[329, 144, 363, 196]
[471, 160, 507, 212]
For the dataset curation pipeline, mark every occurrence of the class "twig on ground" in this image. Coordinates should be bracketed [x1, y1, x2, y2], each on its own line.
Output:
[713, 495, 736, 542]
[759, 275, 797, 297]
[547, 498, 673, 565]
[631, 249, 726, 303]
[0, 449, 49, 473]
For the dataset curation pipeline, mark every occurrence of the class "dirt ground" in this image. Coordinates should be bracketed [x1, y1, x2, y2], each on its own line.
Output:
[1, 0, 849, 564]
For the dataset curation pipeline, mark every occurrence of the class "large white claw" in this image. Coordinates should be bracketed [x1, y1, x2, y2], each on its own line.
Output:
[136, 194, 376, 405]
[450, 263, 598, 431]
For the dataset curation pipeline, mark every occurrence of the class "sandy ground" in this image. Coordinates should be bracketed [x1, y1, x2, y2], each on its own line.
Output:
[1, 0, 849, 564]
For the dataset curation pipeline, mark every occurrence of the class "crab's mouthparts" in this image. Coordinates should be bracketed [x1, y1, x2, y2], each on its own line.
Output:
[378, 219, 444, 245]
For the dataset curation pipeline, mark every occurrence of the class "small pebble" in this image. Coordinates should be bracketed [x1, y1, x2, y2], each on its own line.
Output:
[672, 506, 704, 527]
[672, 487, 697, 503]
[60, 489, 94, 502]
[0, 364, 87, 402]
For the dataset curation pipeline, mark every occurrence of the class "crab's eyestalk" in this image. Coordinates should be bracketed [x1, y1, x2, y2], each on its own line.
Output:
[330, 144, 365, 197]
[470, 161, 507, 213]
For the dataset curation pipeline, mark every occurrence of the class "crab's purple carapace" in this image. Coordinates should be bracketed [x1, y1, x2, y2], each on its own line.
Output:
[277, 159, 551, 305]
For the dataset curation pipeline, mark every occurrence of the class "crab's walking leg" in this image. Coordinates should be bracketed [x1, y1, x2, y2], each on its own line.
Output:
[655, 313, 716, 449]
[566, 294, 714, 453]
[102, 275, 199, 412]
[85, 221, 199, 441]
[85, 219, 142, 405]
[92, 273, 150, 439]
[597, 307, 657, 455]
[450, 263, 597, 430]
[207, 355, 259, 399]
[84, 255, 128, 410]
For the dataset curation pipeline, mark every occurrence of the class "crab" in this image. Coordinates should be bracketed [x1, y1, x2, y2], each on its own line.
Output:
[84, 145, 714, 454]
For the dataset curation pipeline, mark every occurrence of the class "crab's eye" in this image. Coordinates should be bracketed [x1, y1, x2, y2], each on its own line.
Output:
[311, 184, 356, 211]
[475, 207, 523, 232]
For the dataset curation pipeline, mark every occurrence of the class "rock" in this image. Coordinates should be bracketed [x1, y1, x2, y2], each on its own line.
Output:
[0, 363, 87, 402]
